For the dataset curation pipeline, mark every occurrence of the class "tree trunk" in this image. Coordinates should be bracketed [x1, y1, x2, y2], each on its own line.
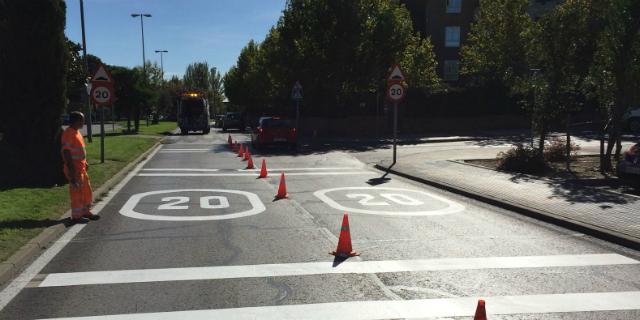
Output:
[566, 114, 571, 171]
[538, 122, 546, 161]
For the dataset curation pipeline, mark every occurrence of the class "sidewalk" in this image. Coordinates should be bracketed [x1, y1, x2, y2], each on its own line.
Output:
[375, 159, 640, 250]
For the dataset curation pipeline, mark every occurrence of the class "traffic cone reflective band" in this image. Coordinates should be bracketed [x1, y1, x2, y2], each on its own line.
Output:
[243, 147, 250, 161]
[275, 172, 288, 199]
[246, 154, 254, 169]
[237, 144, 244, 157]
[474, 299, 487, 320]
[258, 159, 268, 178]
[227, 135, 232, 146]
[331, 213, 359, 258]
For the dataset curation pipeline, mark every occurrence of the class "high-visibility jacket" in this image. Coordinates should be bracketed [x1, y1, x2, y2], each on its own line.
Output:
[61, 127, 87, 177]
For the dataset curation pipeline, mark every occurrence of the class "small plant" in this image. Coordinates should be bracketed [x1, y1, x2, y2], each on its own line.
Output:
[497, 144, 548, 174]
[544, 137, 581, 162]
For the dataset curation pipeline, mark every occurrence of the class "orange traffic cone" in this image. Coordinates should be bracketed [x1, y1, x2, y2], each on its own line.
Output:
[246, 154, 254, 169]
[330, 213, 359, 258]
[243, 147, 250, 161]
[258, 159, 268, 178]
[227, 135, 232, 146]
[275, 172, 288, 199]
[237, 144, 244, 157]
[473, 299, 487, 320]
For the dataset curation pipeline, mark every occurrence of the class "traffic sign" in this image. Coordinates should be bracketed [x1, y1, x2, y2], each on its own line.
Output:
[291, 81, 303, 101]
[387, 82, 406, 102]
[91, 64, 113, 83]
[91, 83, 113, 106]
[387, 64, 406, 83]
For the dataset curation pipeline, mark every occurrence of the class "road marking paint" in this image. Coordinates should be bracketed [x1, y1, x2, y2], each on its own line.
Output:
[159, 150, 208, 153]
[37, 291, 640, 320]
[119, 189, 266, 221]
[142, 168, 220, 172]
[160, 148, 210, 151]
[237, 167, 362, 172]
[314, 187, 465, 216]
[37, 254, 637, 287]
[136, 171, 375, 177]
[0, 145, 162, 311]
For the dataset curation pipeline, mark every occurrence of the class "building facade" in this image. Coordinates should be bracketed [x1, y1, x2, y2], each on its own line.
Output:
[401, 0, 480, 82]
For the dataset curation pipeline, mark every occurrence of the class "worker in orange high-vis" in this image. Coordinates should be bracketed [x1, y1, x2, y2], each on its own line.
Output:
[61, 111, 99, 223]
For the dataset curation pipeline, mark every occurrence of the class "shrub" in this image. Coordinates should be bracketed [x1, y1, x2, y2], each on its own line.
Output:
[544, 137, 581, 162]
[497, 144, 548, 174]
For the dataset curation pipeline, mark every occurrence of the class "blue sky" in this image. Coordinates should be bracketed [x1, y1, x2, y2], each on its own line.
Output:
[65, 0, 286, 79]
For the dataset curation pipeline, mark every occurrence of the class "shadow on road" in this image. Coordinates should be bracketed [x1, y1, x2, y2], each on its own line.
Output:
[0, 218, 71, 230]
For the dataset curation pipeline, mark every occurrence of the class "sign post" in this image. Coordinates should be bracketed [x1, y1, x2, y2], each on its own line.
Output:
[291, 81, 303, 133]
[386, 65, 407, 165]
[90, 64, 114, 164]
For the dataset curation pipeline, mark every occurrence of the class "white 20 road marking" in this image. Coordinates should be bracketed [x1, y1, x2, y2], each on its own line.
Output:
[315, 187, 465, 216]
[37, 291, 640, 320]
[120, 189, 265, 221]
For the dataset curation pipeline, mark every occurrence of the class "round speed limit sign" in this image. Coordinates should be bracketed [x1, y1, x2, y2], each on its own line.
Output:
[387, 82, 405, 102]
[91, 85, 113, 105]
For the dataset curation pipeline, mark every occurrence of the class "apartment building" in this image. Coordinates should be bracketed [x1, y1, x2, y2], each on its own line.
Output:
[401, 0, 562, 82]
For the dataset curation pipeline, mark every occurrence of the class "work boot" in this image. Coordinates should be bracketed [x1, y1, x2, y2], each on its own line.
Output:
[71, 217, 89, 224]
[83, 212, 100, 221]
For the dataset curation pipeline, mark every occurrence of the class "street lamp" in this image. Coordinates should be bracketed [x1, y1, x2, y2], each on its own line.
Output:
[131, 13, 152, 77]
[80, 0, 92, 142]
[154, 50, 168, 83]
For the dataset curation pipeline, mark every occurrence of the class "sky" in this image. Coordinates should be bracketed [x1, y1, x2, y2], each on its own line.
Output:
[65, 0, 286, 80]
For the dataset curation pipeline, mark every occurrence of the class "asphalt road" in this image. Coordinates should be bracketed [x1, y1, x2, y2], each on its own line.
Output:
[1, 129, 640, 319]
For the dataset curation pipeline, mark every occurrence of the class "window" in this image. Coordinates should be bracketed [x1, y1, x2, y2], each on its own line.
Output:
[446, 0, 462, 13]
[444, 60, 460, 81]
[445, 26, 461, 47]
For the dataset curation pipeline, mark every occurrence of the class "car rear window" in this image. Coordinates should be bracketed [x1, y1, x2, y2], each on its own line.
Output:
[262, 119, 292, 128]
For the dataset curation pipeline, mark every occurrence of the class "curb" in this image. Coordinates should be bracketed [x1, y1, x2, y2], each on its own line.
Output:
[0, 138, 162, 287]
[373, 163, 640, 251]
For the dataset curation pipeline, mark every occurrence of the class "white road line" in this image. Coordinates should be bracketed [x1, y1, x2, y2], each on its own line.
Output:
[0, 145, 162, 311]
[141, 168, 220, 172]
[37, 254, 637, 288]
[136, 171, 375, 177]
[237, 167, 362, 172]
[38, 291, 640, 320]
[159, 151, 208, 153]
[160, 148, 210, 151]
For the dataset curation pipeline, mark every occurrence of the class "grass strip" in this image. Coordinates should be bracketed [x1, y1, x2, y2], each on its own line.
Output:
[0, 135, 158, 262]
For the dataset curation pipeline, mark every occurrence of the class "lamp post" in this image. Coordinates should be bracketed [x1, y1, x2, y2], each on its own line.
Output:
[154, 50, 168, 83]
[79, 0, 92, 142]
[131, 13, 151, 127]
[131, 13, 152, 76]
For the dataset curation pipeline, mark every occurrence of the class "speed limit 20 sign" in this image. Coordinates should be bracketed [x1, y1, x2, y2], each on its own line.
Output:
[91, 84, 113, 105]
[387, 82, 405, 102]
[386, 64, 406, 103]
[90, 64, 114, 106]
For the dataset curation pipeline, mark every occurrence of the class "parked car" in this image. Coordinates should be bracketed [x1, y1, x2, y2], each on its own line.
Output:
[222, 112, 245, 132]
[251, 117, 297, 149]
[213, 114, 225, 128]
[617, 143, 640, 188]
[624, 108, 640, 133]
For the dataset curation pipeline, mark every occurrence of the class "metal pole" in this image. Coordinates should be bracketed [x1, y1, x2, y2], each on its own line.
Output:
[100, 106, 105, 164]
[159, 51, 164, 82]
[296, 101, 300, 132]
[80, 0, 92, 142]
[140, 16, 149, 127]
[393, 102, 398, 164]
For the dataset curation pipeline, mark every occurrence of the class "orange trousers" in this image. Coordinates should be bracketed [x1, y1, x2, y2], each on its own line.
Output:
[68, 170, 93, 219]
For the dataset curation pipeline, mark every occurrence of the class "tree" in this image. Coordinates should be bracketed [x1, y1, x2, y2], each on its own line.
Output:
[183, 62, 210, 92]
[224, 0, 437, 118]
[111, 66, 156, 132]
[0, 0, 70, 187]
[209, 67, 224, 114]
[586, 0, 640, 171]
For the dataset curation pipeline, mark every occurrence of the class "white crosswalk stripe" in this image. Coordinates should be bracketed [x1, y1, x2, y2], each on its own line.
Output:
[38, 291, 640, 320]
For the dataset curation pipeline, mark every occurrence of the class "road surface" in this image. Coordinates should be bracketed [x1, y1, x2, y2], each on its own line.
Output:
[1, 129, 639, 319]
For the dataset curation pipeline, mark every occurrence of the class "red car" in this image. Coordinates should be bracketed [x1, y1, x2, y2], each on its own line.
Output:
[251, 117, 297, 149]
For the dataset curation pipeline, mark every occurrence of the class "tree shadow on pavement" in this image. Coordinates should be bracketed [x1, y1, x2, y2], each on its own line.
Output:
[546, 179, 636, 206]
[0, 218, 71, 230]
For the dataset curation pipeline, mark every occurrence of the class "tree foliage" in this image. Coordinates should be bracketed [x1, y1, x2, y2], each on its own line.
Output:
[224, 0, 441, 117]
[0, 0, 69, 187]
